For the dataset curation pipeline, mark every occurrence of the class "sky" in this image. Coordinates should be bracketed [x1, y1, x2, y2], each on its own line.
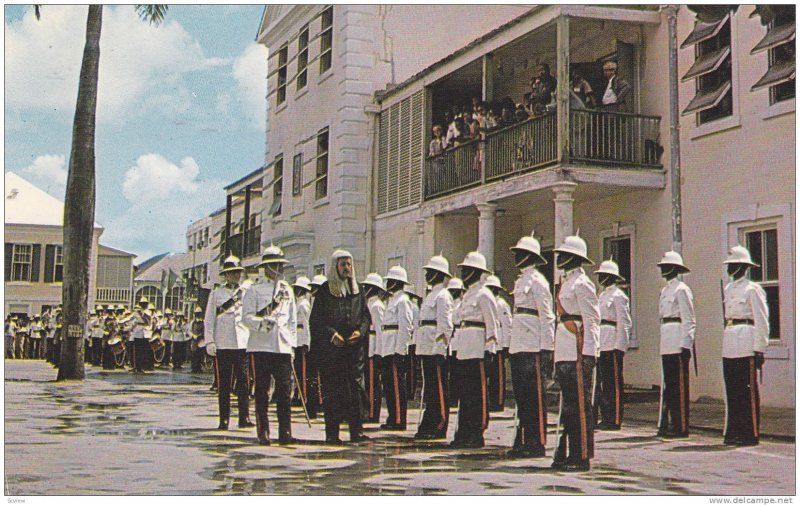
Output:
[4, 4, 268, 262]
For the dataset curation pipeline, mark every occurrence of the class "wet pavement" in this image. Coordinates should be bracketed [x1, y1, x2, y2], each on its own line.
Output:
[4, 360, 796, 496]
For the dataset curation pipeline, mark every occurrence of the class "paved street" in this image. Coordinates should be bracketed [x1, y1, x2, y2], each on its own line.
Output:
[4, 360, 795, 496]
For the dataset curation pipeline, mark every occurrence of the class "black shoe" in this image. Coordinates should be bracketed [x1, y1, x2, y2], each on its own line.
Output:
[325, 437, 344, 445]
[238, 419, 256, 428]
[723, 437, 741, 446]
[508, 445, 546, 458]
[415, 432, 444, 440]
[449, 439, 465, 448]
[217, 420, 229, 430]
[596, 422, 621, 431]
[350, 433, 369, 443]
[308, 413, 318, 420]
[735, 439, 758, 447]
[380, 423, 407, 431]
[460, 438, 484, 449]
[563, 460, 590, 472]
[257, 435, 271, 446]
[662, 431, 689, 439]
[278, 435, 296, 445]
[210, 385, 217, 391]
[551, 459, 567, 470]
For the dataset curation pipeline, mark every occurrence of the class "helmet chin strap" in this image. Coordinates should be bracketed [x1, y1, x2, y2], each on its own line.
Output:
[514, 252, 532, 268]
[661, 265, 678, 280]
[728, 264, 748, 279]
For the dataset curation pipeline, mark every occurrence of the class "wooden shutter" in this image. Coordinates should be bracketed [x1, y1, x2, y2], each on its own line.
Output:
[30, 244, 41, 282]
[4, 243, 12, 281]
[44, 245, 56, 283]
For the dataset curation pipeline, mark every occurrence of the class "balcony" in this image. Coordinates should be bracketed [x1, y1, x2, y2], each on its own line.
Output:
[223, 225, 262, 259]
[96, 288, 131, 304]
[424, 110, 661, 199]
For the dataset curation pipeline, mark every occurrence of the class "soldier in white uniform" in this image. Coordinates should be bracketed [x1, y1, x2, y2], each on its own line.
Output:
[380, 266, 414, 431]
[161, 308, 174, 367]
[88, 307, 104, 366]
[507, 234, 555, 458]
[29, 315, 43, 360]
[484, 275, 510, 412]
[656, 251, 696, 439]
[552, 234, 600, 472]
[446, 277, 465, 408]
[362, 273, 386, 424]
[292, 276, 313, 409]
[451, 251, 498, 449]
[722, 245, 769, 446]
[171, 312, 188, 370]
[189, 306, 206, 373]
[414, 255, 454, 440]
[242, 245, 297, 445]
[593, 259, 632, 431]
[126, 297, 153, 374]
[205, 256, 253, 430]
[406, 287, 422, 406]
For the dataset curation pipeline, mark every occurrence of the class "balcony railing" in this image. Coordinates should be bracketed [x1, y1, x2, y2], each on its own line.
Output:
[424, 110, 662, 199]
[96, 288, 131, 303]
[223, 225, 261, 259]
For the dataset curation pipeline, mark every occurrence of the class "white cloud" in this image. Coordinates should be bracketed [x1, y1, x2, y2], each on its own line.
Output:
[22, 154, 68, 199]
[232, 43, 268, 129]
[102, 154, 225, 256]
[4, 5, 224, 122]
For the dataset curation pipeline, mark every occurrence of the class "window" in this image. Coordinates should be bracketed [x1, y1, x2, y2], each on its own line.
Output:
[6, 244, 40, 282]
[602, 236, 632, 294]
[319, 7, 333, 73]
[315, 128, 329, 200]
[313, 263, 325, 276]
[271, 155, 283, 216]
[293, 153, 303, 196]
[277, 45, 288, 105]
[750, 6, 795, 104]
[44, 245, 63, 283]
[136, 286, 163, 311]
[681, 11, 734, 123]
[745, 228, 780, 341]
[297, 25, 309, 90]
[165, 286, 185, 312]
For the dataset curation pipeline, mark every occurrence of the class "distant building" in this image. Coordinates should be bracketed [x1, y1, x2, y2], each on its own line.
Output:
[4, 171, 135, 316]
[133, 252, 192, 315]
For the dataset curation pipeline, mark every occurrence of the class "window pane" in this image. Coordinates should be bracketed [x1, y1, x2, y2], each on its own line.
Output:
[764, 285, 780, 340]
[764, 228, 779, 281]
[746, 230, 763, 281]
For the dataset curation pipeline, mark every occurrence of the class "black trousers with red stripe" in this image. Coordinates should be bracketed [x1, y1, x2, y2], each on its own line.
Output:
[486, 350, 506, 411]
[250, 352, 292, 440]
[660, 351, 690, 435]
[594, 349, 625, 427]
[407, 345, 419, 400]
[293, 346, 309, 405]
[365, 355, 383, 423]
[554, 357, 596, 465]
[214, 349, 250, 423]
[418, 354, 449, 436]
[131, 338, 147, 372]
[510, 352, 547, 451]
[453, 357, 488, 444]
[723, 356, 760, 445]
[380, 354, 408, 428]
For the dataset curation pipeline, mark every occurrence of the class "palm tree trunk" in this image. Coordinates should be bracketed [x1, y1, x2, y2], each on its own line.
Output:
[58, 5, 102, 381]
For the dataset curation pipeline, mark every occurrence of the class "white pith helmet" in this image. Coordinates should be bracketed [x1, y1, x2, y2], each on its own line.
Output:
[723, 245, 759, 268]
[484, 274, 505, 291]
[361, 273, 385, 291]
[595, 258, 624, 280]
[292, 276, 312, 291]
[423, 254, 452, 278]
[657, 250, 690, 272]
[458, 251, 490, 272]
[310, 274, 328, 287]
[384, 265, 410, 285]
[220, 255, 245, 273]
[446, 277, 465, 291]
[554, 233, 593, 265]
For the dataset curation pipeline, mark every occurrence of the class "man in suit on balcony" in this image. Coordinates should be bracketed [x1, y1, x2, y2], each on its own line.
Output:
[598, 61, 633, 162]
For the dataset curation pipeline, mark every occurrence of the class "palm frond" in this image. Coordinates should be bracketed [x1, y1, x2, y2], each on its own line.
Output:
[135, 4, 169, 27]
[34, 4, 41, 21]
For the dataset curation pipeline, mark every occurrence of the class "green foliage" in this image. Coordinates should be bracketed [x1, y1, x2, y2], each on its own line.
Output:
[135, 4, 169, 26]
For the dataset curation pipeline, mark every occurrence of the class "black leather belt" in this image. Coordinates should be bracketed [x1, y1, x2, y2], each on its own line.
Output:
[726, 318, 755, 326]
[297, 324, 304, 329]
[661, 317, 681, 324]
[560, 314, 582, 322]
[419, 319, 437, 327]
[461, 321, 485, 328]
[383, 324, 399, 331]
[368, 330, 376, 335]
[515, 307, 539, 316]
[600, 319, 617, 327]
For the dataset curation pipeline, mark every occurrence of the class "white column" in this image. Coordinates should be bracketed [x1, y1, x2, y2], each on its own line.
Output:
[476, 202, 498, 272]
[553, 182, 577, 282]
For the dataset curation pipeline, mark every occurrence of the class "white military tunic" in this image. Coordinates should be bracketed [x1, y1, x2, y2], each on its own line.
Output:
[448, 297, 463, 356]
[367, 295, 385, 358]
[242, 277, 296, 354]
[722, 276, 769, 358]
[598, 285, 632, 352]
[495, 295, 513, 350]
[452, 282, 498, 360]
[509, 266, 555, 354]
[295, 296, 311, 348]
[554, 267, 600, 362]
[205, 283, 249, 350]
[658, 278, 696, 355]
[414, 283, 453, 356]
[382, 290, 414, 356]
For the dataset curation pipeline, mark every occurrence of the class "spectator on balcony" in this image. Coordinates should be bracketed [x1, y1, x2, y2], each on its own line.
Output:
[451, 117, 468, 147]
[446, 105, 462, 146]
[497, 106, 515, 128]
[428, 125, 448, 158]
[525, 63, 557, 116]
[599, 61, 631, 112]
[514, 104, 530, 122]
[571, 70, 596, 109]
[484, 104, 499, 131]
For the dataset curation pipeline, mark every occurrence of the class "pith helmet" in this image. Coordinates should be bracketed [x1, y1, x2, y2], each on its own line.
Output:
[723, 245, 759, 267]
[484, 275, 505, 291]
[220, 255, 245, 273]
[164, 308, 173, 315]
[595, 259, 625, 281]
[361, 273, 385, 291]
[194, 305, 203, 314]
[258, 244, 287, 266]
[310, 274, 327, 287]
[446, 277, 465, 291]
[458, 251, 490, 272]
[510, 234, 545, 263]
[384, 265, 410, 285]
[657, 250, 690, 272]
[293, 276, 312, 291]
[138, 296, 149, 307]
[423, 255, 452, 278]
[554, 234, 594, 265]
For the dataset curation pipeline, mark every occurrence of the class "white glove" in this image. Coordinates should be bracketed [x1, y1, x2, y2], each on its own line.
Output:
[206, 342, 217, 357]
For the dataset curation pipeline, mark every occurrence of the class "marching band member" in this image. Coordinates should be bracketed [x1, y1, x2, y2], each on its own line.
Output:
[205, 255, 253, 430]
[552, 233, 600, 472]
[594, 259, 632, 431]
[722, 245, 768, 447]
[450, 251, 498, 449]
[171, 312, 188, 370]
[656, 251, 696, 439]
[242, 245, 297, 445]
[415, 255, 453, 440]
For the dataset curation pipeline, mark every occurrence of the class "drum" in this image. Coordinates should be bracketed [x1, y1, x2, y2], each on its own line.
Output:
[148, 335, 165, 352]
[108, 337, 126, 356]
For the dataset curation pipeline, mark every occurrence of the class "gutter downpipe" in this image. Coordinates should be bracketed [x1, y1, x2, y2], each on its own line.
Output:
[666, 5, 683, 254]
[365, 103, 380, 273]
